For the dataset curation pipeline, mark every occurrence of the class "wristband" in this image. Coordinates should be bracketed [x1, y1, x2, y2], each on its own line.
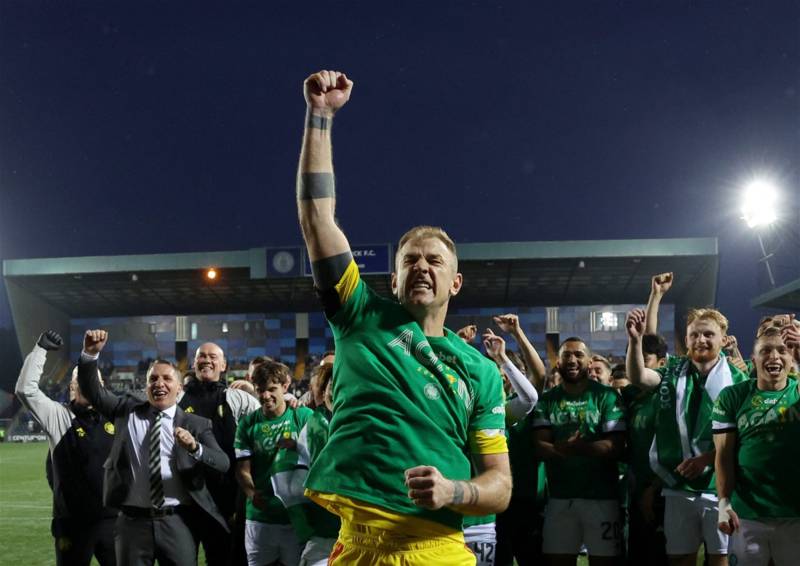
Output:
[718, 497, 733, 524]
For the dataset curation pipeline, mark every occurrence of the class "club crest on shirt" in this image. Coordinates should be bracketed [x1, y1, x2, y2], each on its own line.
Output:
[104, 422, 115, 435]
[387, 329, 473, 410]
[424, 383, 441, 400]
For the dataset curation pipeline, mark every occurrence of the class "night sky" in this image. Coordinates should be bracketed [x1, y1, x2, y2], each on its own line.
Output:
[1, 1, 798, 351]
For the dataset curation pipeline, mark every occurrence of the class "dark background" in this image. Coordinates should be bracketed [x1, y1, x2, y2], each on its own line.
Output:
[1, 1, 798, 357]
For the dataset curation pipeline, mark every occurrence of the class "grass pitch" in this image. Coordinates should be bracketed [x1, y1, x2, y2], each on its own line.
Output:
[2, 441, 706, 566]
[0, 441, 57, 565]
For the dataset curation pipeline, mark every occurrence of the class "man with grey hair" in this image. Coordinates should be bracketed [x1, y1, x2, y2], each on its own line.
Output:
[178, 341, 259, 565]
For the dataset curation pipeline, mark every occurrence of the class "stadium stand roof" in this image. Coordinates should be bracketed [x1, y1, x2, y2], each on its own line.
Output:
[3, 237, 718, 355]
[750, 276, 800, 310]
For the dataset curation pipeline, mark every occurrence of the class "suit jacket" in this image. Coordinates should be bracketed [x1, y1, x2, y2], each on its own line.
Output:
[78, 357, 231, 530]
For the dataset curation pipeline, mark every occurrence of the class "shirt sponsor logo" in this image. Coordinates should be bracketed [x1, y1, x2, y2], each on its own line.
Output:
[547, 409, 601, 426]
[492, 406, 505, 415]
[736, 405, 800, 433]
[750, 395, 778, 409]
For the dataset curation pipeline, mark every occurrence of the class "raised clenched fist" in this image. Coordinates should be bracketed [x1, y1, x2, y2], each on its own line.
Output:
[493, 314, 520, 334]
[83, 330, 108, 355]
[651, 272, 673, 296]
[38, 330, 63, 351]
[456, 324, 478, 343]
[304, 70, 353, 115]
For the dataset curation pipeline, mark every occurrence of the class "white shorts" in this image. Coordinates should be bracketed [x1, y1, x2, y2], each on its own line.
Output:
[542, 498, 621, 557]
[244, 520, 303, 566]
[729, 518, 800, 566]
[299, 536, 336, 566]
[663, 491, 728, 555]
[464, 522, 496, 566]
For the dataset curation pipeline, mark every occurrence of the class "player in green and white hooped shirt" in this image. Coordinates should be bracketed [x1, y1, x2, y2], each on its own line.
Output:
[234, 361, 313, 566]
[626, 307, 748, 566]
[463, 329, 539, 566]
[533, 337, 627, 565]
[713, 326, 800, 566]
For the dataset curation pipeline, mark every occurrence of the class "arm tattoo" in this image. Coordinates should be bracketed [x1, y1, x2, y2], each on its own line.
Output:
[298, 172, 335, 200]
[452, 481, 465, 505]
[306, 113, 330, 131]
[451, 481, 479, 506]
[467, 482, 479, 505]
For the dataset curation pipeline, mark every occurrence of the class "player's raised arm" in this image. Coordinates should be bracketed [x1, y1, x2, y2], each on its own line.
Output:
[645, 272, 672, 335]
[296, 70, 354, 289]
[625, 309, 662, 389]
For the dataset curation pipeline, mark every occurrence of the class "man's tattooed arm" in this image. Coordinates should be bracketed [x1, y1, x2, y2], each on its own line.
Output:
[451, 481, 479, 506]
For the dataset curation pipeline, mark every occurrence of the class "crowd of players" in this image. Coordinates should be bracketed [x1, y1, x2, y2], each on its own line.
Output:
[13, 69, 800, 566]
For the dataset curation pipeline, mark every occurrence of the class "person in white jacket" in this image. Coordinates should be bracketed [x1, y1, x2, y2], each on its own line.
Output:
[15, 330, 117, 566]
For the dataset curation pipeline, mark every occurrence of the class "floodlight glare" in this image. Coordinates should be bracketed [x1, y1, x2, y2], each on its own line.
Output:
[206, 268, 218, 280]
[741, 179, 778, 228]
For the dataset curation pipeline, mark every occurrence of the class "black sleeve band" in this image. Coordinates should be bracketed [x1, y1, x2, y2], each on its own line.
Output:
[316, 286, 343, 319]
[298, 173, 335, 200]
[311, 251, 352, 290]
[712, 427, 737, 434]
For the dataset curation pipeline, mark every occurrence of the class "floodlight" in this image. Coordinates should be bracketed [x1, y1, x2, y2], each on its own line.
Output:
[206, 268, 218, 280]
[741, 179, 778, 228]
[600, 312, 618, 331]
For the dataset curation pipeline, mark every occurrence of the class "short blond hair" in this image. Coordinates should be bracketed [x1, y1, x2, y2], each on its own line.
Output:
[686, 308, 729, 334]
[396, 225, 458, 269]
[590, 355, 611, 370]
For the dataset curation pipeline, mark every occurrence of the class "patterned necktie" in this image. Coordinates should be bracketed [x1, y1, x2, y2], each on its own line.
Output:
[149, 411, 165, 508]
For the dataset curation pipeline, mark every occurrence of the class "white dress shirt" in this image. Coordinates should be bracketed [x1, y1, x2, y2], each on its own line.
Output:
[124, 403, 192, 508]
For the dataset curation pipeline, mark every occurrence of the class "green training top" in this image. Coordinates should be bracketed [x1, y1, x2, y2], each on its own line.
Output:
[305, 264, 507, 530]
[621, 384, 658, 496]
[712, 377, 800, 519]
[532, 379, 626, 500]
[234, 406, 313, 524]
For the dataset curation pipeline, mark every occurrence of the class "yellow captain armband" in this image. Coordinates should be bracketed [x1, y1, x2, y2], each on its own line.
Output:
[469, 429, 508, 455]
[334, 259, 360, 304]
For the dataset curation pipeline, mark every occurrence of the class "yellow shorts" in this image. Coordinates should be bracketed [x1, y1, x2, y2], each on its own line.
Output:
[328, 520, 476, 566]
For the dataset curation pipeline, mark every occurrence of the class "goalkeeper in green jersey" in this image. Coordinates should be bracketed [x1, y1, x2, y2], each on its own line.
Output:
[713, 325, 800, 566]
[295, 69, 511, 566]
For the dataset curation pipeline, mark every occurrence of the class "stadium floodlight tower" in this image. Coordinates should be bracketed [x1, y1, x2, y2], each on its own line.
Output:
[741, 178, 778, 287]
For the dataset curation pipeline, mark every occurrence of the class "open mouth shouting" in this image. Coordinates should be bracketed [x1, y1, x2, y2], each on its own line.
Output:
[409, 277, 434, 294]
[763, 361, 784, 378]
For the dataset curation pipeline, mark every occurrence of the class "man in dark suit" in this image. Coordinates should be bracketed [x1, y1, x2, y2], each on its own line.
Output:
[78, 329, 230, 566]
